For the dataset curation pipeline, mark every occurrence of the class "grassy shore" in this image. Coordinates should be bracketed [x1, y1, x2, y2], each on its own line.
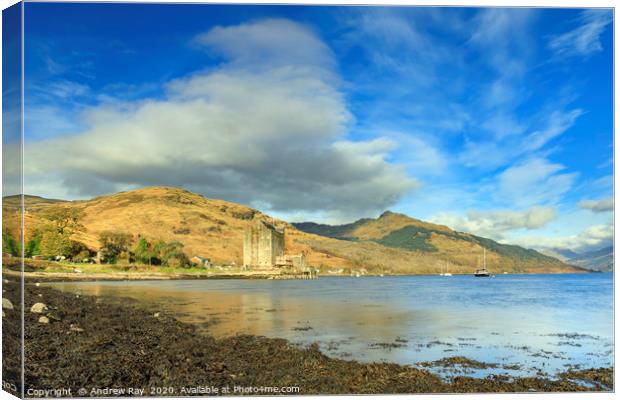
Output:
[3, 257, 287, 282]
[1, 277, 613, 396]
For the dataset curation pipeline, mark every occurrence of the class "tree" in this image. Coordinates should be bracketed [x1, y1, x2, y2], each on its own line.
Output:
[33, 208, 86, 260]
[39, 230, 73, 258]
[133, 238, 156, 265]
[157, 241, 190, 268]
[24, 234, 42, 257]
[44, 208, 83, 235]
[99, 231, 132, 264]
[2, 231, 19, 256]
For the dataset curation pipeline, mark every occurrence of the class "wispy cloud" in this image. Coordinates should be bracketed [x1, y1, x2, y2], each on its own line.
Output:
[549, 9, 612, 59]
[497, 158, 578, 207]
[524, 109, 583, 151]
[459, 108, 582, 170]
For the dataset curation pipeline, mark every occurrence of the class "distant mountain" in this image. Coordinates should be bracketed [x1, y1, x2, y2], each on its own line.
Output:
[2, 187, 583, 275]
[567, 246, 613, 272]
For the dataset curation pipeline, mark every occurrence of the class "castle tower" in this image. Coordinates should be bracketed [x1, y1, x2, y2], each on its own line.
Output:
[243, 221, 284, 269]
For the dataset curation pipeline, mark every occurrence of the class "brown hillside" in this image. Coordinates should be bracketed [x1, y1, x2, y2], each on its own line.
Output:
[3, 187, 582, 274]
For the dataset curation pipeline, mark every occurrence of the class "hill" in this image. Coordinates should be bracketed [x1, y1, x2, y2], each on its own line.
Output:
[2, 187, 582, 274]
[293, 211, 582, 274]
[567, 246, 613, 272]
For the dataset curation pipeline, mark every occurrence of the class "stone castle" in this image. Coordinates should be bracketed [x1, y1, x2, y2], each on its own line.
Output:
[243, 221, 305, 270]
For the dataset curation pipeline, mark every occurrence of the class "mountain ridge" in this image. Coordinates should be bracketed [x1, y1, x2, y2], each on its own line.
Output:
[2, 186, 583, 275]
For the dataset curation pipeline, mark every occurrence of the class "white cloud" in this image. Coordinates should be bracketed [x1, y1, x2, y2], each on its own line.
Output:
[430, 206, 557, 240]
[511, 219, 613, 253]
[194, 18, 335, 70]
[497, 158, 578, 207]
[549, 9, 612, 59]
[578, 197, 614, 213]
[16, 19, 417, 221]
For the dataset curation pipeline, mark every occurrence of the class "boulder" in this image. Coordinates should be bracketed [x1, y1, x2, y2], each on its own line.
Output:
[30, 302, 48, 314]
[2, 298, 14, 310]
[38, 316, 50, 324]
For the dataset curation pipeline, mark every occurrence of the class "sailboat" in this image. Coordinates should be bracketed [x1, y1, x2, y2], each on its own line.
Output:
[443, 260, 452, 276]
[474, 248, 490, 277]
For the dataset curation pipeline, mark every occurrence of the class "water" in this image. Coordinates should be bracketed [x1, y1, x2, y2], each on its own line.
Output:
[47, 273, 614, 379]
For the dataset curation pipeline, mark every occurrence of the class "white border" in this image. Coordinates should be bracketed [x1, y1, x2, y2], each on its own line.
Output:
[0, 1, 616, 400]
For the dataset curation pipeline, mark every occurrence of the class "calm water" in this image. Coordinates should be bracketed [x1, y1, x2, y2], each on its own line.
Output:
[48, 273, 614, 379]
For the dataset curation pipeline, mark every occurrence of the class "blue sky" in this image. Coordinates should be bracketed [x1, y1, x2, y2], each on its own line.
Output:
[8, 3, 614, 253]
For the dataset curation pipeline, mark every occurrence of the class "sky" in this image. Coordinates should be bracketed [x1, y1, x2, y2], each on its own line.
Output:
[2, 3, 614, 254]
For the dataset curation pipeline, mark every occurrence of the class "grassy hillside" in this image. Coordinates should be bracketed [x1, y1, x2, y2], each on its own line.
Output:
[2, 187, 582, 274]
[294, 211, 581, 274]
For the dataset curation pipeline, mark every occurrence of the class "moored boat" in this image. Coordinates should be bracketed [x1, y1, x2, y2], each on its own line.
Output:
[474, 249, 491, 277]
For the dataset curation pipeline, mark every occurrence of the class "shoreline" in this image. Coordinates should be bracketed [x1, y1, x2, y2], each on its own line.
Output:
[1, 277, 613, 395]
[3, 266, 596, 284]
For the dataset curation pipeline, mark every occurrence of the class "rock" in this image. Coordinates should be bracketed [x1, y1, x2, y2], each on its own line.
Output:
[153, 312, 161, 318]
[38, 316, 50, 324]
[47, 313, 62, 321]
[35, 282, 41, 287]
[2, 298, 14, 310]
[73, 269, 83, 273]
[30, 302, 48, 314]
[69, 324, 84, 332]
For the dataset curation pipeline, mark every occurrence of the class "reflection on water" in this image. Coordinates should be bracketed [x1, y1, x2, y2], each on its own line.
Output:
[48, 274, 613, 379]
